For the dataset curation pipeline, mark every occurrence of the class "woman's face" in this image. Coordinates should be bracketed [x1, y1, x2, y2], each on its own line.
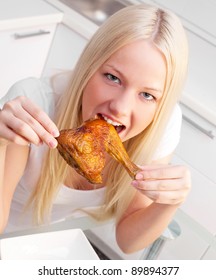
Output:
[82, 40, 166, 142]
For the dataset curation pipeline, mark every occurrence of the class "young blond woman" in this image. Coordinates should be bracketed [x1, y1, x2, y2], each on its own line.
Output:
[0, 4, 191, 253]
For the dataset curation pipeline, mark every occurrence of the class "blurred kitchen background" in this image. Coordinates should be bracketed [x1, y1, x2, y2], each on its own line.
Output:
[0, 0, 215, 259]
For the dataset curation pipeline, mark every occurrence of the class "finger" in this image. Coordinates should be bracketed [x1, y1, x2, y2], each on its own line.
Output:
[4, 97, 59, 148]
[2, 115, 42, 145]
[138, 189, 187, 204]
[13, 106, 58, 147]
[0, 108, 37, 145]
[132, 178, 189, 192]
[20, 98, 59, 137]
[0, 123, 31, 146]
[135, 165, 188, 180]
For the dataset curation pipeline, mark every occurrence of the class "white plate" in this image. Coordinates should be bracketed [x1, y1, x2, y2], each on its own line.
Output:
[0, 228, 99, 260]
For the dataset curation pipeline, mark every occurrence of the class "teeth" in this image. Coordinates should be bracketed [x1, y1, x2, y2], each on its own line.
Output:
[102, 115, 122, 126]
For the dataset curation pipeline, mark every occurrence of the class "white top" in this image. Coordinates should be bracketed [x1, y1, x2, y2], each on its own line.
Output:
[0, 77, 182, 232]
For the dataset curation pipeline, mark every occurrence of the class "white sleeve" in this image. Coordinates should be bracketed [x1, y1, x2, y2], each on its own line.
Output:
[0, 77, 55, 117]
[152, 104, 182, 160]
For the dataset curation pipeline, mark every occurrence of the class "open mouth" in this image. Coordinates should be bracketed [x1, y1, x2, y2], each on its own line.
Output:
[97, 113, 125, 134]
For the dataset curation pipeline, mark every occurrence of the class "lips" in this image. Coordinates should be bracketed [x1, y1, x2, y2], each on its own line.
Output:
[97, 113, 126, 133]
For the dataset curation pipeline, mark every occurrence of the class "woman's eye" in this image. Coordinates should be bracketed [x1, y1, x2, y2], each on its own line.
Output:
[105, 73, 121, 84]
[140, 92, 155, 102]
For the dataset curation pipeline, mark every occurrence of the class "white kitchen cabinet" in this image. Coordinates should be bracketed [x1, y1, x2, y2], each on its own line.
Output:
[172, 155, 216, 235]
[0, 23, 57, 98]
[42, 23, 87, 77]
[175, 105, 216, 183]
[185, 31, 216, 107]
[181, 29, 216, 125]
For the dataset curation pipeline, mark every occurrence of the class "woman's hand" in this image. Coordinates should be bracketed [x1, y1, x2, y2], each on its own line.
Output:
[0, 96, 59, 148]
[131, 164, 191, 205]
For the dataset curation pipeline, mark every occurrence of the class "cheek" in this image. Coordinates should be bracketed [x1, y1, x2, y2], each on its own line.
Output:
[82, 88, 93, 120]
[132, 104, 158, 136]
[82, 79, 102, 120]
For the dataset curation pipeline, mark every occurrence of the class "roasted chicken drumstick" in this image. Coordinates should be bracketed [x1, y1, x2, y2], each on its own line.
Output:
[56, 116, 141, 184]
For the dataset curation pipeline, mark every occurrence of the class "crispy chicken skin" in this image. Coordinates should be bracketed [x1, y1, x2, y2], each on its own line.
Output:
[56, 117, 141, 184]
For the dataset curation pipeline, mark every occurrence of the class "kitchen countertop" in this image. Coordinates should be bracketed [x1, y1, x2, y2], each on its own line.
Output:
[0, 0, 63, 31]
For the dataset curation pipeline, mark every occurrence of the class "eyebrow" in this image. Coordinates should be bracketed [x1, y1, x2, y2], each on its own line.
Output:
[105, 64, 163, 96]
[144, 87, 163, 94]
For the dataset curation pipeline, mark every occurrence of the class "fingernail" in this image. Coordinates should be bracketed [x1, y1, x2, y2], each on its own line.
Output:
[49, 140, 57, 148]
[38, 140, 43, 146]
[131, 181, 138, 187]
[135, 173, 143, 180]
[52, 130, 59, 137]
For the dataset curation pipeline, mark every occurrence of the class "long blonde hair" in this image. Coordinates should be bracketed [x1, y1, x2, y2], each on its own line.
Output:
[30, 4, 188, 223]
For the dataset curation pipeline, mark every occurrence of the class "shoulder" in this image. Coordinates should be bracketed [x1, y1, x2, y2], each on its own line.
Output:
[153, 104, 182, 160]
[163, 103, 182, 139]
[0, 77, 55, 115]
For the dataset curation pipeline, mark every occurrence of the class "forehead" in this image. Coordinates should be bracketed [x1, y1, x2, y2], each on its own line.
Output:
[107, 40, 165, 65]
[104, 40, 167, 91]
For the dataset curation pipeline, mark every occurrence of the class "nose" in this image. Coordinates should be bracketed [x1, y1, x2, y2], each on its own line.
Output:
[108, 89, 134, 118]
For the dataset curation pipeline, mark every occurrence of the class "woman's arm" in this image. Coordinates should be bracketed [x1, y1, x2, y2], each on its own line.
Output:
[0, 143, 29, 233]
[0, 95, 60, 233]
[116, 156, 191, 253]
